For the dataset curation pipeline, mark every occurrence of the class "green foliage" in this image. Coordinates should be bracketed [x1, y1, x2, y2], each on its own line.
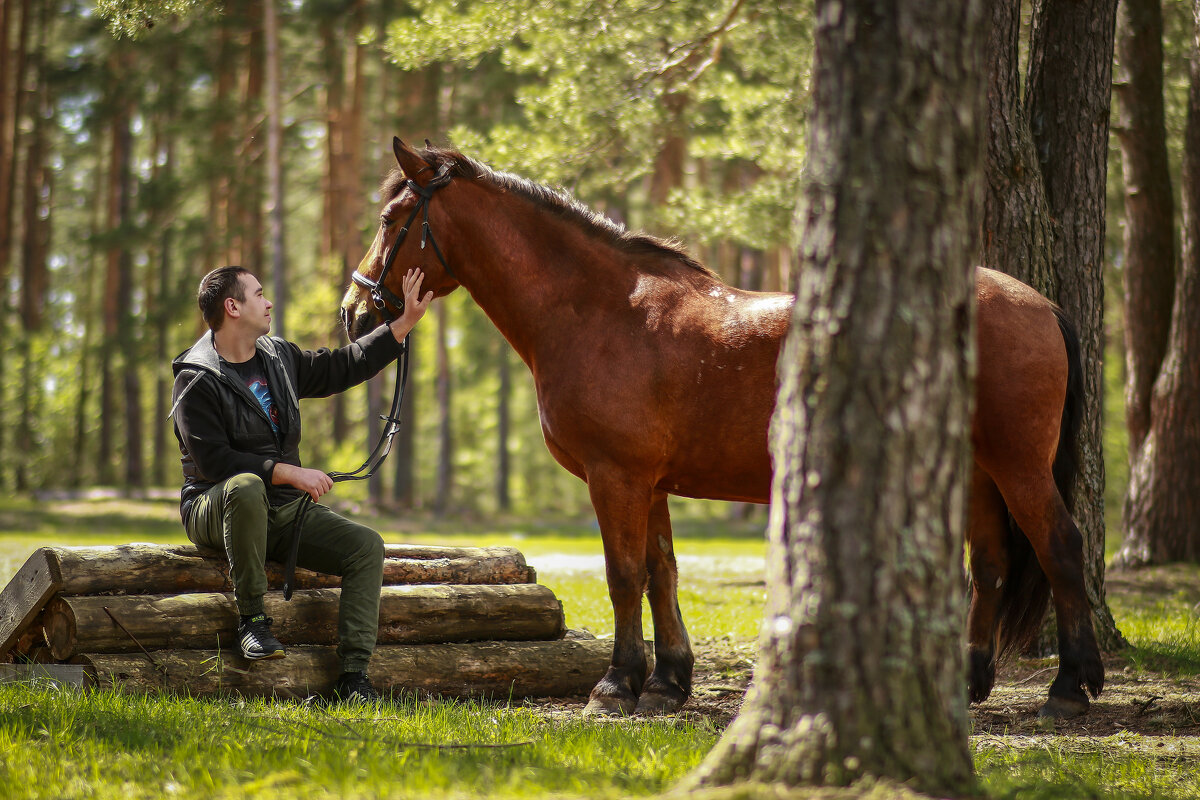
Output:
[388, 0, 811, 249]
[96, 0, 224, 39]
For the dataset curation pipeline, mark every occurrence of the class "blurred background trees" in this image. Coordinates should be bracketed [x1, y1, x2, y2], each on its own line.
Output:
[1, 0, 1199, 566]
[0, 0, 808, 518]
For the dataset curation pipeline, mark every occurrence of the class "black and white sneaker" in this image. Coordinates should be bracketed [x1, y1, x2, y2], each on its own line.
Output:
[238, 614, 285, 660]
[332, 671, 382, 704]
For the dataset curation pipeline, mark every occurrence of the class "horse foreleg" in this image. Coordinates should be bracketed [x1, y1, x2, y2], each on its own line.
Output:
[966, 466, 1009, 704]
[636, 492, 693, 715]
[583, 469, 652, 717]
[1000, 476, 1104, 718]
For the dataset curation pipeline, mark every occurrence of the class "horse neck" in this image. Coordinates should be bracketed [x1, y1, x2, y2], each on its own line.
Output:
[443, 190, 644, 364]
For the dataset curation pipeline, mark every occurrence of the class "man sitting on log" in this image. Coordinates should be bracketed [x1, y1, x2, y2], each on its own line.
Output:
[170, 265, 432, 703]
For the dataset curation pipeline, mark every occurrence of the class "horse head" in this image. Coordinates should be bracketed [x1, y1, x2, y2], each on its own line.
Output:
[340, 137, 462, 341]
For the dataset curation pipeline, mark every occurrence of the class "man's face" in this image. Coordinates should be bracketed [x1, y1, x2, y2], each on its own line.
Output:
[233, 273, 272, 336]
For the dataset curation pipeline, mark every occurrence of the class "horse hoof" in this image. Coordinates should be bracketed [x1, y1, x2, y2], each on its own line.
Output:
[583, 695, 636, 717]
[1037, 695, 1089, 720]
[634, 690, 686, 716]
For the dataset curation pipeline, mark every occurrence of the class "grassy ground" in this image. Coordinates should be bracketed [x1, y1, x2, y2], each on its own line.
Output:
[1, 495, 1198, 799]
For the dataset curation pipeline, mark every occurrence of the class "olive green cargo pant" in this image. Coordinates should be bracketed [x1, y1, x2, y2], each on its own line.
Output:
[184, 472, 384, 673]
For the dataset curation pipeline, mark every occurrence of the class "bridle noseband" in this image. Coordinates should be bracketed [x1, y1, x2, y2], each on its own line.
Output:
[350, 161, 457, 321]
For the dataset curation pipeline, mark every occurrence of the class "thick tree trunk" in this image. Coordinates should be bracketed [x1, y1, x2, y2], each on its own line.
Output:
[76, 637, 613, 700]
[1116, 0, 1200, 566]
[1025, 0, 1124, 651]
[687, 1, 981, 795]
[44, 584, 565, 660]
[981, 0, 1057, 294]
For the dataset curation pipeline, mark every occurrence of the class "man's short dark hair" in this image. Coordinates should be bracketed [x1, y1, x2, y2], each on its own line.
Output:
[198, 266, 251, 331]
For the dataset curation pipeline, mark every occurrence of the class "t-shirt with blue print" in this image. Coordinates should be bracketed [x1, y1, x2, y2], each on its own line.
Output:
[227, 353, 281, 436]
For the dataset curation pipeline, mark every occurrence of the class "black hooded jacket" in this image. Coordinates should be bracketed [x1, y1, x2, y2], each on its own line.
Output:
[170, 324, 403, 524]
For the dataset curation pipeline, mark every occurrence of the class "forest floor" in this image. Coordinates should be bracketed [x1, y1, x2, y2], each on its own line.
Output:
[527, 565, 1200, 747]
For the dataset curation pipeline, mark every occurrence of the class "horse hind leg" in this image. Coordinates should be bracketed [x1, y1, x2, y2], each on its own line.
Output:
[967, 466, 1010, 704]
[582, 468, 653, 717]
[995, 473, 1104, 718]
[635, 492, 694, 715]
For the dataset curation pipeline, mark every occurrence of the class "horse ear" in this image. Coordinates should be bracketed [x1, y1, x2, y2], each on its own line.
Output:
[393, 136, 430, 180]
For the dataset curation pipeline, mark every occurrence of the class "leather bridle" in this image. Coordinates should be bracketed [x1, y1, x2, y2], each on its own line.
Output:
[350, 161, 457, 320]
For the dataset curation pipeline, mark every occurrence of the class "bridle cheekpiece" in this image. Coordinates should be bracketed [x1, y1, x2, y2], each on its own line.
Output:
[351, 160, 457, 321]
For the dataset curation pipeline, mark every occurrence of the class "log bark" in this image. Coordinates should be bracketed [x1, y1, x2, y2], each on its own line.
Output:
[42, 543, 534, 595]
[44, 584, 565, 660]
[77, 637, 614, 700]
[0, 544, 536, 658]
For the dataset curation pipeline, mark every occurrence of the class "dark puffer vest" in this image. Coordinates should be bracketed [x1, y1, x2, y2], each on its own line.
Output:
[170, 325, 403, 523]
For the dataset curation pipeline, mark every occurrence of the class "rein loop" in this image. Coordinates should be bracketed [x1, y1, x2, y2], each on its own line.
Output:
[284, 162, 455, 600]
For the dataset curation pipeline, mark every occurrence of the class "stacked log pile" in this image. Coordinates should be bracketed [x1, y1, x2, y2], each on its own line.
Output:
[0, 543, 612, 700]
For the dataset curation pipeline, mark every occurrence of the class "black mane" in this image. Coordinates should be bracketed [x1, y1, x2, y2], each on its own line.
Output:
[381, 146, 716, 278]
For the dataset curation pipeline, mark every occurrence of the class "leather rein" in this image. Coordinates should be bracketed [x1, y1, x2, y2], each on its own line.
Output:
[282, 161, 456, 600]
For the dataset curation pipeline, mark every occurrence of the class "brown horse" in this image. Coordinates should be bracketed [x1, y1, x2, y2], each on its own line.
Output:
[340, 138, 1104, 719]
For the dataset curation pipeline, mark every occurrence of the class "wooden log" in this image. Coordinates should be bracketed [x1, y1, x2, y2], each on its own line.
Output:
[0, 549, 62, 657]
[77, 637, 615, 699]
[17, 543, 535, 599]
[43, 584, 566, 660]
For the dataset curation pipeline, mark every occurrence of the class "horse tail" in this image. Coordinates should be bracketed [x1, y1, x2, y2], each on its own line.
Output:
[992, 304, 1081, 660]
[1050, 305, 1083, 515]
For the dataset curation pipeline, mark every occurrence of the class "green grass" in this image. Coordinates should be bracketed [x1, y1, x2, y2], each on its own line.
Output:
[3, 495, 1200, 799]
[974, 736, 1200, 800]
[0, 683, 718, 800]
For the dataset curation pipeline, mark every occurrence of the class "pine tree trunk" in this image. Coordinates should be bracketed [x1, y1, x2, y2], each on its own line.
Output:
[1117, 0, 1200, 565]
[981, 0, 1057, 294]
[434, 301, 453, 515]
[264, 0, 286, 338]
[1113, 0, 1176, 456]
[1025, 0, 1124, 651]
[496, 337, 511, 512]
[15, 1, 48, 492]
[687, 1, 981, 794]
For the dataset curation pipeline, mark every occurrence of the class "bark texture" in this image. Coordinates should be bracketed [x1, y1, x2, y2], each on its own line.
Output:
[1117, 0, 1200, 565]
[688, 1, 980, 794]
[43, 584, 565, 660]
[1025, 0, 1124, 651]
[76, 637, 613, 700]
[1113, 0, 1176, 456]
[981, 0, 1057, 294]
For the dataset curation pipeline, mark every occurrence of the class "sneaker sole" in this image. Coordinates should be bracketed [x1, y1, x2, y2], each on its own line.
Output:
[242, 649, 286, 661]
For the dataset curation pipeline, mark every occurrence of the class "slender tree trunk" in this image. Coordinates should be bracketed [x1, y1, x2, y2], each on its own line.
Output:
[1025, 0, 1124, 651]
[496, 337, 511, 512]
[73, 154, 105, 488]
[687, 1, 981, 794]
[434, 301, 452, 516]
[1116, 0, 1200, 565]
[1113, 0, 1176, 457]
[239, 0, 265, 275]
[151, 48, 179, 487]
[264, 0, 286, 338]
[0, 0, 31, 489]
[15, 2, 49, 491]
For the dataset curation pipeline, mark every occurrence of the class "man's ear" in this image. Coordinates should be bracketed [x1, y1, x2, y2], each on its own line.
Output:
[224, 296, 240, 319]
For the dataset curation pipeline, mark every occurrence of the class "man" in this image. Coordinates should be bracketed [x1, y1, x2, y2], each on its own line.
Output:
[170, 264, 432, 702]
